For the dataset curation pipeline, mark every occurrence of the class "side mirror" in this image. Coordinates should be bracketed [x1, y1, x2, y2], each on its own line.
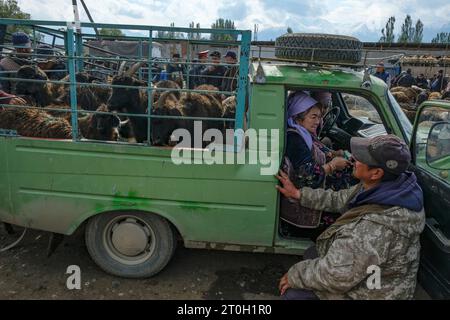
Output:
[426, 122, 450, 170]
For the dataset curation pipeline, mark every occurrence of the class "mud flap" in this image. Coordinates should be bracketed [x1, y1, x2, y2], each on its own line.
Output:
[47, 233, 64, 257]
[3, 223, 14, 235]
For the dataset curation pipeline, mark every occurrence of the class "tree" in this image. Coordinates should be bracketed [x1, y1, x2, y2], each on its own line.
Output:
[412, 19, 423, 43]
[99, 28, 124, 38]
[398, 15, 414, 43]
[157, 22, 184, 39]
[287, 27, 293, 34]
[188, 22, 202, 40]
[379, 16, 395, 43]
[431, 32, 450, 44]
[0, 0, 31, 50]
[211, 18, 237, 41]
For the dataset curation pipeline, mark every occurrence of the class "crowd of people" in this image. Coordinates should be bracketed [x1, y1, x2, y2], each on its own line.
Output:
[158, 49, 239, 93]
[374, 61, 449, 93]
[0, 31, 240, 97]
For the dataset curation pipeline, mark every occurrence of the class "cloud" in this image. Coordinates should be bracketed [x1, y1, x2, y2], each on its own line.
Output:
[16, 0, 450, 41]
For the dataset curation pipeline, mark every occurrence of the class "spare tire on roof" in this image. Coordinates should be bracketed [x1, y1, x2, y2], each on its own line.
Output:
[275, 33, 363, 64]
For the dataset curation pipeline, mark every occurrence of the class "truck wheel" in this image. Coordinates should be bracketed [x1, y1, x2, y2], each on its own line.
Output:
[275, 33, 363, 64]
[85, 211, 176, 278]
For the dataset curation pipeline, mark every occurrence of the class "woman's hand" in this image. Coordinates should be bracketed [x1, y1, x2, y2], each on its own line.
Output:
[279, 273, 291, 296]
[331, 149, 344, 158]
[329, 156, 351, 171]
[275, 170, 301, 200]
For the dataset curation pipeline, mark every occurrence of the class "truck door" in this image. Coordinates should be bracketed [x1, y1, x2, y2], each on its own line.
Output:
[410, 101, 450, 299]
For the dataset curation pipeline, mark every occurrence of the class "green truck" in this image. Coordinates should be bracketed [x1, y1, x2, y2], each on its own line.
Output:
[0, 21, 449, 298]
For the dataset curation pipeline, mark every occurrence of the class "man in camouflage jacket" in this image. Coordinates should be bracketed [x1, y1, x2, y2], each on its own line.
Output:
[276, 135, 425, 300]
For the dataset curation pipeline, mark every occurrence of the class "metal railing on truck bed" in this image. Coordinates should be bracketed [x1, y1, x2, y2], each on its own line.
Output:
[0, 18, 251, 150]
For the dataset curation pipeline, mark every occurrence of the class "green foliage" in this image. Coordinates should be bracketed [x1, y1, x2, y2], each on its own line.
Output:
[398, 15, 414, 43]
[188, 22, 202, 40]
[413, 20, 423, 43]
[99, 28, 124, 37]
[287, 27, 293, 34]
[379, 16, 395, 43]
[157, 22, 185, 39]
[0, 0, 31, 35]
[211, 18, 237, 41]
[431, 32, 450, 44]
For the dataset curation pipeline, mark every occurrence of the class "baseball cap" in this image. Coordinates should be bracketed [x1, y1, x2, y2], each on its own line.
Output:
[209, 51, 221, 58]
[376, 62, 384, 67]
[224, 51, 237, 60]
[350, 135, 411, 175]
[12, 32, 31, 48]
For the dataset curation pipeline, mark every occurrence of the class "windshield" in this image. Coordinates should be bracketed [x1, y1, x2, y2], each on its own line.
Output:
[387, 90, 413, 143]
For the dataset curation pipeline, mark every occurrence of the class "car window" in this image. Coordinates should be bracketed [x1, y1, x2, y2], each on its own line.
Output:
[415, 106, 450, 183]
[387, 90, 413, 143]
[342, 93, 382, 124]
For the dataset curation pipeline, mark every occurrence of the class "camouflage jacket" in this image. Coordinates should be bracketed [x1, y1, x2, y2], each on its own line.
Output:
[287, 184, 426, 300]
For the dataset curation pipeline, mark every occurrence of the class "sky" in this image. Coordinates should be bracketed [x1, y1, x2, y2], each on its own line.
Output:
[16, 0, 450, 42]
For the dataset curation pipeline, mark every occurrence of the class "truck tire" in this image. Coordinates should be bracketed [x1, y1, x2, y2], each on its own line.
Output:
[275, 33, 363, 64]
[85, 211, 176, 278]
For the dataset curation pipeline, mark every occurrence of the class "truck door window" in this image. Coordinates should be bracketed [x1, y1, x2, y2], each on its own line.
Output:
[415, 106, 450, 180]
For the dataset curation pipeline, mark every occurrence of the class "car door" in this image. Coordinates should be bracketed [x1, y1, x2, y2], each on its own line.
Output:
[410, 100, 450, 299]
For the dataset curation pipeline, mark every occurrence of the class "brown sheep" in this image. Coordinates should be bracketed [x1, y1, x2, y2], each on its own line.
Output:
[390, 87, 417, 102]
[428, 92, 442, 100]
[180, 91, 224, 144]
[15, 65, 64, 107]
[15, 66, 105, 111]
[194, 84, 223, 103]
[152, 80, 181, 105]
[78, 104, 120, 141]
[390, 87, 406, 93]
[402, 87, 418, 102]
[392, 91, 411, 104]
[222, 95, 236, 130]
[55, 72, 108, 111]
[0, 107, 72, 139]
[0, 91, 28, 110]
[108, 74, 149, 143]
[398, 102, 417, 122]
[151, 91, 185, 146]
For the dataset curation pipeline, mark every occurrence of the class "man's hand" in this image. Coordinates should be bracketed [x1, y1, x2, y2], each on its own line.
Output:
[279, 273, 291, 296]
[275, 170, 300, 200]
[329, 156, 351, 171]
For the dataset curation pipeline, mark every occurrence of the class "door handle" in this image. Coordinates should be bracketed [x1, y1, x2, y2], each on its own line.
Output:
[425, 218, 450, 254]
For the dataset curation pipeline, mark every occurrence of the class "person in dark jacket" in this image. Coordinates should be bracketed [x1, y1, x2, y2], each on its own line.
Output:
[431, 70, 448, 92]
[188, 50, 208, 89]
[221, 51, 239, 93]
[200, 50, 226, 88]
[276, 134, 425, 300]
[0, 32, 33, 93]
[415, 73, 429, 89]
[373, 62, 390, 85]
[396, 69, 416, 87]
[166, 53, 186, 85]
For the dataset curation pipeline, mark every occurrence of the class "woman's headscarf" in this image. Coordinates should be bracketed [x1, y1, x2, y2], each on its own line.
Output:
[287, 91, 318, 150]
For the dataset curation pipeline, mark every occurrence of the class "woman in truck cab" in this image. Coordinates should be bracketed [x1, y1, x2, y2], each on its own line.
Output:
[285, 91, 353, 189]
[281, 91, 356, 229]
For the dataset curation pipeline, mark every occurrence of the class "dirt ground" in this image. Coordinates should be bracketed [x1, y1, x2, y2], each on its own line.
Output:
[0, 225, 299, 300]
[0, 225, 430, 300]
